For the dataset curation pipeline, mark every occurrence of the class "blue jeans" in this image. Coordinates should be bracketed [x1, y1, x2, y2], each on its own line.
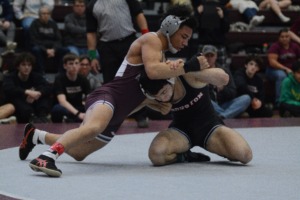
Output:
[265, 67, 287, 105]
[211, 94, 251, 119]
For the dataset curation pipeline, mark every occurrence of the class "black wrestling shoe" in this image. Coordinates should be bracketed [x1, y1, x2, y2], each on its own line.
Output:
[183, 150, 210, 162]
[19, 123, 36, 160]
[29, 155, 62, 177]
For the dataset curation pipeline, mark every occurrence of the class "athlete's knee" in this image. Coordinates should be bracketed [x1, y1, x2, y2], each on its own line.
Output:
[148, 142, 168, 166]
[238, 146, 253, 164]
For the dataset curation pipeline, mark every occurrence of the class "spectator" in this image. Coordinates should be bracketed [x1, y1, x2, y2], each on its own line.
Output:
[2, 52, 52, 123]
[279, 60, 300, 117]
[64, 0, 90, 56]
[234, 55, 273, 118]
[51, 53, 91, 123]
[265, 28, 300, 107]
[288, 16, 300, 45]
[79, 54, 101, 91]
[0, 0, 17, 55]
[192, 0, 230, 68]
[203, 45, 251, 119]
[29, 6, 70, 74]
[13, 0, 54, 50]
[86, 0, 149, 128]
[258, 0, 291, 23]
[230, 0, 265, 30]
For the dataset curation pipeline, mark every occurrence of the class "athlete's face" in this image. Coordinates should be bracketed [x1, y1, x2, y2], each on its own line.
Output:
[170, 26, 193, 52]
[153, 84, 174, 102]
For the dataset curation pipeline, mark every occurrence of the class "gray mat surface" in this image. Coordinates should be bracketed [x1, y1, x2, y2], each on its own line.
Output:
[1, 127, 300, 200]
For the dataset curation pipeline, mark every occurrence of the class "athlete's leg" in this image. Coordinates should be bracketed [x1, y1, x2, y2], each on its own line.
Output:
[148, 128, 190, 166]
[206, 126, 252, 164]
[29, 103, 114, 177]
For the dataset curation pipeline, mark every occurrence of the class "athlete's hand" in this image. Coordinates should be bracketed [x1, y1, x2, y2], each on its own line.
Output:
[167, 59, 184, 70]
[159, 102, 172, 115]
[198, 55, 210, 70]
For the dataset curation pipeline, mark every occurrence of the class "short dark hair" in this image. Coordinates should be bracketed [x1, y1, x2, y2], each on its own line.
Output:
[63, 53, 79, 64]
[139, 70, 170, 95]
[160, 4, 198, 31]
[14, 52, 36, 68]
[245, 55, 264, 69]
[79, 54, 91, 62]
[292, 60, 300, 73]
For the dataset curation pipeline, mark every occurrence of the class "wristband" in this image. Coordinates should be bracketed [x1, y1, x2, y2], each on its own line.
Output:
[183, 56, 201, 73]
[75, 111, 80, 117]
[141, 28, 149, 35]
[88, 50, 97, 60]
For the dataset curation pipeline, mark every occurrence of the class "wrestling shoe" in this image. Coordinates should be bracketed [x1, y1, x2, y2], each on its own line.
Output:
[19, 123, 36, 160]
[29, 155, 62, 177]
[183, 150, 210, 162]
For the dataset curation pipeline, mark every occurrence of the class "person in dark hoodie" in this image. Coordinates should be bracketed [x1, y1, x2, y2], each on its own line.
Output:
[234, 55, 273, 118]
[2, 52, 52, 123]
[29, 6, 69, 74]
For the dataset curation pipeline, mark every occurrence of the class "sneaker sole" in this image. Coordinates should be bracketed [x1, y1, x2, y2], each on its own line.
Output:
[29, 163, 62, 177]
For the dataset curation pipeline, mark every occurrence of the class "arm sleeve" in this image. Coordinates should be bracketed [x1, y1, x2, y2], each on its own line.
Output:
[86, 0, 98, 33]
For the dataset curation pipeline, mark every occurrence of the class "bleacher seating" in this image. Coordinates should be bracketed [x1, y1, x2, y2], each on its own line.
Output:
[3, 2, 299, 104]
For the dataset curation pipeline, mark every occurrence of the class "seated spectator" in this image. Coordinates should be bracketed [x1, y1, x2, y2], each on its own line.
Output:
[0, 0, 17, 55]
[234, 55, 273, 118]
[64, 0, 90, 56]
[29, 6, 69, 74]
[79, 55, 101, 91]
[51, 53, 91, 123]
[265, 28, 300, 107]
[203, 45, 251, 119]
[192, 0, 230, 67]
[230, 0, 265, 30]
[288, 16, 300, 45]
[258, 0, 291, 23]
[2, 52, 52, 123]
[279, 60, 300, 117]
[13, 0, 54, 50]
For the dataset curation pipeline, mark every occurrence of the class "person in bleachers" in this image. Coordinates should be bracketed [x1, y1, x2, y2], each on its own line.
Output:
[13, 0, 54, 50]
[234, 55, 273, 118]
[2, 52, 52, 123]
[50, 53, 91, 123]
[258, 0, 291, 23]
[29, 6, 69, 74]
[229, 0, 265, 30]
[279, 60, 300, 117]
[63, 0, 90, 56]
[192, 0, 230, 68]
[0, 0, 17, 55]
[78, 54, 101, 91]
[203, 45, 251, 119]
[288, 16, 300, 45]
[265, 28, 300, 107]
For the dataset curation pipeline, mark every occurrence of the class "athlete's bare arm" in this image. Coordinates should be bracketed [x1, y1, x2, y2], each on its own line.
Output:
[184, 67, 229, 88]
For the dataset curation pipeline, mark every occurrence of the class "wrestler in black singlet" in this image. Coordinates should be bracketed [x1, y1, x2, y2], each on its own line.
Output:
[169, 76, 224, 149]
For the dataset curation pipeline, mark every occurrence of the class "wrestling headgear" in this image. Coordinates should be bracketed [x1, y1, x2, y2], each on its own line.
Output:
[160, 15, 186, 54]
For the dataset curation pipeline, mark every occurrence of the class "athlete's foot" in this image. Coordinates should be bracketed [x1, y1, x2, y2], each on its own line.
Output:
[29, 155, 62, 177]
[19, 123, 36, 160]
[184, 150, 210, 162]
